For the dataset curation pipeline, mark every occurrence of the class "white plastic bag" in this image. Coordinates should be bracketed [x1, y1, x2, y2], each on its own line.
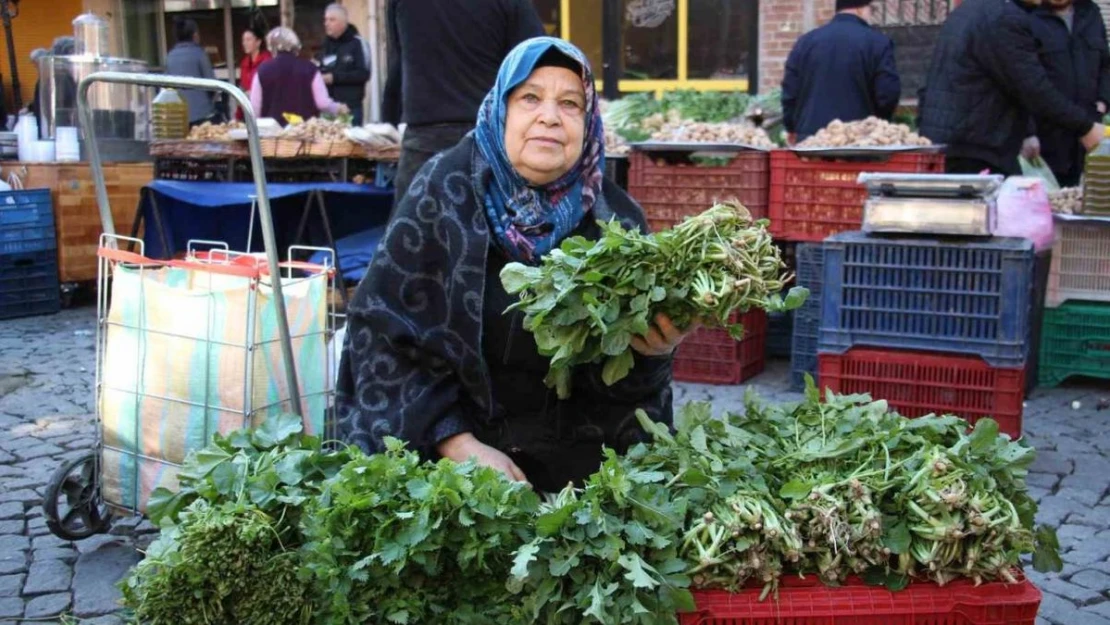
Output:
[1018, 156, 1061, 193]
[995, 176, 1055, 252]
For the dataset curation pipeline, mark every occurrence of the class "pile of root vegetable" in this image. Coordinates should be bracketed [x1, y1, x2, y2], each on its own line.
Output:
[1048, 187, 1082, 214]
[602, 92, 778, 149]
[187, 121, 245, 141]
[501, 201, 807, 398]
[121, 382, 1060, 625]
[796, 117, 932, 148]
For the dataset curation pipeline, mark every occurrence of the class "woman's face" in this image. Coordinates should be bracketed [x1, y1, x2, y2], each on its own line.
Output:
[242, 31, 260, 55]
[503, 66, 586, 186]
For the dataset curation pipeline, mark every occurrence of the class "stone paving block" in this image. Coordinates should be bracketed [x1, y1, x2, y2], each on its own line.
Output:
[11, 444, 63, 463]
[21, 560, 71, 596]
[1071, 569, 1110, 591]
[30, 537, 70, 552]
[25, 518, 48, 538]
[1038, 577, 1106, 606]
[1033, 452, 1078, 476]
[1073, 505, 1110, 529]
[0, 452, 13, 465]
[0, 493, 38, 508]
[0, 599, 20, 619]
[1037, 494, 1092, 527]
[0, 538, 28, 555]
[23, 592, 70, 619]
[1027, 472, 1061, 491]
[0, 556, 26, 577]
[0, 469, 19, 480]
[0, 523, 21, 537]
[72, 536, 124, 556]
[0, 576, 21, 598]
[72, 544, 139, 618]
[32, 549, 77, 565]
[79, 616, 124, 625]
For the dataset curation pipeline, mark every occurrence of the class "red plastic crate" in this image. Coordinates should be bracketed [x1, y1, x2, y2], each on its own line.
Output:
[680, 576, 1041, 625]
[629, 150, 769, 232]
[817, 347, 1024, 438]
[674, 310, 767, 385]
[768, 150, 945, 242]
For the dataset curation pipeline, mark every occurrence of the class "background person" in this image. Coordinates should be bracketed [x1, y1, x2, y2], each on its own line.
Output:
[165, 18, 218, 127]
[251, 28, 349, 125]
[319, 4, 370, 125]
[1020, 0, 1110, 186]
[919, 0, 1105, 176]
[338, 38, 689, 492]
[781, 0, 900, 144]
[236, 27, 272, 122]
[382, 0, 545, 211]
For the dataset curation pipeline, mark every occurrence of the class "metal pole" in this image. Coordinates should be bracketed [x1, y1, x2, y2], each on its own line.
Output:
[1, 0, 22, 110]
[78, 72, 304, 418]
[602, 0, 621, 101]
[224, 0, 237, 121]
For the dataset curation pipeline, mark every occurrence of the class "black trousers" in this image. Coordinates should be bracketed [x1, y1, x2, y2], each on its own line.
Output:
[390, 123, 474, 221]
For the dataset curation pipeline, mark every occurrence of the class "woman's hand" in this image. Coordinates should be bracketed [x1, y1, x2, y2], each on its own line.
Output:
[437, 433, 530, 485]
[630, 313, 697, 357]
[337, 103, 351, 116]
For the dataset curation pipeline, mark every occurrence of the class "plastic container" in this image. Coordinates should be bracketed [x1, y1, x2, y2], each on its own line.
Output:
[1046, 218, 1110, 308]
[0, 250, 60, 321]
[765, 310, 793, 358]
[0, 189, 57, 255]
[679, 575, 1041, 625]
[151, 89, 189, 140]
[818, 347, 1025, 438]
[790, 243, 824, 390]
[769, 150, 946, 242]
[674, 309, 767, 385]
[628, 150, 769, 233]
[1083, 127, 1110, 215]
[819, 232, 1037, 368]
[1038, 301, 1110, 387]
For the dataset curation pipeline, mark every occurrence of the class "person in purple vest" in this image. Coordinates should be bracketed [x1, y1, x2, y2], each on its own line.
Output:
[249, 27, 349, 126]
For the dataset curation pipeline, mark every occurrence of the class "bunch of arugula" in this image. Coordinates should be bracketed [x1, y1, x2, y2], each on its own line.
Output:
[501, 201, 808, 398]
[301, 439, 541, 625]
[122, 415, 351, 624]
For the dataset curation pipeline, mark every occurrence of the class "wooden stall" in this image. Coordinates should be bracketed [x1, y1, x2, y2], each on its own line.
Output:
[3, 162, 152, 283]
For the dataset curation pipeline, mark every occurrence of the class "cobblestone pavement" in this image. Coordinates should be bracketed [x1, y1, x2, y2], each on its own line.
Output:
[0, 306, 1107, 624]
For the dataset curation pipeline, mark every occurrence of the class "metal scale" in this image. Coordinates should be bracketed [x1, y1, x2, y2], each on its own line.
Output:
[858, 173, 1003, 236]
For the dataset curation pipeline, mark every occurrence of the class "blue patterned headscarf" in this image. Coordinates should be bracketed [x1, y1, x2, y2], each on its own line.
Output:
[474, 37, 606, 264]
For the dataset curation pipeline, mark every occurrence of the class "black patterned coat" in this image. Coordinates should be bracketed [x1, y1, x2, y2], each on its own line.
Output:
[337, 136, 674, 492]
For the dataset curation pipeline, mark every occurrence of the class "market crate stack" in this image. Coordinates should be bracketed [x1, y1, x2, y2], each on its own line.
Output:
[672, 309, 767, 385]
[768, 151, 945, 242]
[790, 242, 824, 389]
[1039, 217, 1110, 386]
[0, 189, 60, 320]
[814, 232, 1039, 438]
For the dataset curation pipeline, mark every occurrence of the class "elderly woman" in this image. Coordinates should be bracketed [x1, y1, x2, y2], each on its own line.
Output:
[337, 37, 690, 492]
[249, 27, 348, 125]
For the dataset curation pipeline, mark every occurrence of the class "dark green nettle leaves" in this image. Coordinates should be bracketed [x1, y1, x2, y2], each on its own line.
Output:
[502, 202, 808, 398]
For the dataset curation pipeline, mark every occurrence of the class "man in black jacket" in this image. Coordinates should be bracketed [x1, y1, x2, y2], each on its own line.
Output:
[1021, 0, 1110, 186]
[782, 0, 901, 144]
[382, 0, 545, 209]
[919, 0, 1105, 176]
[320, 4, 370, 125]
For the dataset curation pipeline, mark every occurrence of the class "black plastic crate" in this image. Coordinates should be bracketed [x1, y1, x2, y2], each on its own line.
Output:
[0, 250, 60, 320]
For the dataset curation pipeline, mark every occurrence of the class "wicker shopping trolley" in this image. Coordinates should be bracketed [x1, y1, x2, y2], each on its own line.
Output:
[42, 75, 340, 540]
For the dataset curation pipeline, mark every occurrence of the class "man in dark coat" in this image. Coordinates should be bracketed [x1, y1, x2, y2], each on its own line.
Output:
[781, 0, 901, 144]
[919, 0, 1105, 176]
[382, 0, 545, 211]
[319, 3, 370, 125]
[1021, 0, 1110, 186]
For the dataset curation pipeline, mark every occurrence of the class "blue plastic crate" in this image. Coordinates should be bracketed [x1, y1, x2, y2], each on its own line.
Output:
[818, 232, 1035, 368]
[0, 189, 54, 228]
[0, 250, 60, 320]
[0, 224, 56, 254]
[790, 243, 825, 390]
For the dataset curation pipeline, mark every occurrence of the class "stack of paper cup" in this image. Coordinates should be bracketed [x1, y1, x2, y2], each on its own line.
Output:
[55, 127, 80, 162]
[32, 141, 55, 162]
[15, 114, 38, 162]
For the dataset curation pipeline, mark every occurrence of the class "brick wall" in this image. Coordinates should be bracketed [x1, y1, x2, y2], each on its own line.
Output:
[759, 0, 835, 92]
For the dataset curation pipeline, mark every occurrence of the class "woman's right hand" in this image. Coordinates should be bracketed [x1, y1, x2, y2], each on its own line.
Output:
[437, 433, 530, 485]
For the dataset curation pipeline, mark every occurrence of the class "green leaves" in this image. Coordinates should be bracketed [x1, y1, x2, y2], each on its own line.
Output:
[501, 202, 794, 398]
[779, 480, 812, 500]
[1033, 526, 1064, 573]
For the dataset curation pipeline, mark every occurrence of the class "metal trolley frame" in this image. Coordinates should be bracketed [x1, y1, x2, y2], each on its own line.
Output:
[42, 74, 333, 540]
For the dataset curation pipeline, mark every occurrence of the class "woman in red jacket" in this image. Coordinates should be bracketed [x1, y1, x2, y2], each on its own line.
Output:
[237, 27, 271, 119]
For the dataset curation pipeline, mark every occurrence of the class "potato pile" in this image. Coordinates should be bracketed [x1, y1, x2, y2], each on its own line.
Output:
[346, 123, 401, 149]
[645, 109, 775, 148]
[188, 121, 245, 141]
[605, 128, 630, 156]
[1049, 187, 1083, 214]
[796, 117, 931, 148]
[281, 118, 350, 141]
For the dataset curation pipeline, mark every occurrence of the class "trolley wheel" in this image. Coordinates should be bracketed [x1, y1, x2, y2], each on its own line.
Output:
[43, 450, 112, 541]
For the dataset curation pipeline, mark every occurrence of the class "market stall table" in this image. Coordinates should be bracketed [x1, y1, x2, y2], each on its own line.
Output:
[134, 180, 393, 303]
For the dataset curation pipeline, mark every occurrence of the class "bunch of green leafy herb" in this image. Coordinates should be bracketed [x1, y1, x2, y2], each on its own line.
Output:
[121, 499, 313, 625]
[659, 90, 750, 123]
[509, 449, 695, 625]
[301, 439, 541, 625]
[501, 201, 808, 398]
[122, 414, 353, 624]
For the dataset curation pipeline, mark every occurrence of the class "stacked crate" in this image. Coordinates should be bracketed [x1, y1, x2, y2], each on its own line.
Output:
[790, 243, 824, 389]
[1039, 218, 1110, 386]
[0, 189, 60, 320]
[814, 233, 1039, 438]
[629, 148, 771, 384]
